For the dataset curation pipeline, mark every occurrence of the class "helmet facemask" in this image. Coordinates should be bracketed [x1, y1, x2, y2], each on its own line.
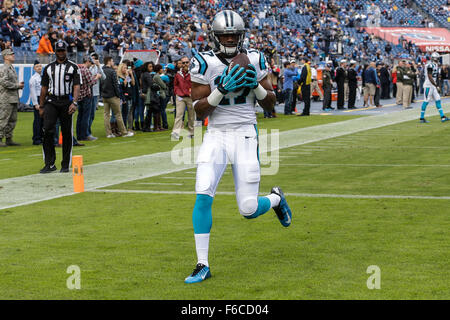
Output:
[211, 31, 245, 57]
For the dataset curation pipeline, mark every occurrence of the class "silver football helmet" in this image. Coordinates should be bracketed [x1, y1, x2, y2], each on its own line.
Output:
[431, 52, 440, 62]
[210, 10, 245, 57]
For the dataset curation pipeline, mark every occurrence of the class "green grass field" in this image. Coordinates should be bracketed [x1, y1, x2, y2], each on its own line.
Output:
[0, 106, 449, 299]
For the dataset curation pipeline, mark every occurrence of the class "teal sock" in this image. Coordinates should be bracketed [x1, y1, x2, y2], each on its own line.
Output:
[244, 197, 271, 219]
[192, 194, 213, 234]
[436, 100, 445, 118]
[420, 101, 428, 119]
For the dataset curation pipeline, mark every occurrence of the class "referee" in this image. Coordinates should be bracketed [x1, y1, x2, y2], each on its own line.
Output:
[38, 40, 81, 174]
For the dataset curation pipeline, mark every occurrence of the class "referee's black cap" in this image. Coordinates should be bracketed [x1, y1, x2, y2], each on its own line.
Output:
[55, 40, 68, 51]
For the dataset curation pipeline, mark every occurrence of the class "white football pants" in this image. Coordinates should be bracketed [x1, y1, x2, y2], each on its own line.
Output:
[195, 124, 260, 216]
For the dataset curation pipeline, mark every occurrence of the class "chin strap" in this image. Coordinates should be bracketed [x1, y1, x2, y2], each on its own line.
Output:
[219, 44, 238, 57]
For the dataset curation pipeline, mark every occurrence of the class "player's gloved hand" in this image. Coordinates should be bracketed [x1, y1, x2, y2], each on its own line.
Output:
[217, 64, 246, 94]
[244, 64, 258, 89]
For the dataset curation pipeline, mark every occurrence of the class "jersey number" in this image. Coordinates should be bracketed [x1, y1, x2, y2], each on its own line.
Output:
[214, 76, 250, 106]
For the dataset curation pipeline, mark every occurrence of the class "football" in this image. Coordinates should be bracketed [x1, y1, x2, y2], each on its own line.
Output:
[228, 52, 251, 74]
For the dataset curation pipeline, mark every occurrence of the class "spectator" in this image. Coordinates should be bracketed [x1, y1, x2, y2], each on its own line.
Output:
[29, 60, 43, 145]
[396, 60, 405, 105]
[76, 55, 98, 141]
[171, 56, 194, 140]
[379, 63, 391, 99]
[392, 66, 398, 98]
[30, 30, 40, 52]
[132, 59, 146, 131]
[36, 33, 54, 57]
[440, 65, 450, 96]
[347, 60, 358, 109]
[363, 62, 378, 107]
[282, 60, 298, 115]
[402, 62, 416, 109]
[117, 61, 136, 130]
[153, 64, 169, 131]
[101, 56, 133, 138]
[140, 61, 159, 132]
[88, 53, 106, 140]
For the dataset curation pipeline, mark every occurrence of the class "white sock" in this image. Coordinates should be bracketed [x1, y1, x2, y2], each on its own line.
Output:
[194, 233, 210, 267]
[266, 194, 281, 208]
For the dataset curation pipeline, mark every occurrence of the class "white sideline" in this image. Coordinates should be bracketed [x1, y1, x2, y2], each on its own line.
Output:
[90, 189, 450, 200]
[0, 105, 447, 210]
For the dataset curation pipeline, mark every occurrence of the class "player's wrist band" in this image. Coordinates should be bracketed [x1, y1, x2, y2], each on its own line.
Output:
[207, 88, 224, 107]
[254, 84, 268, 100]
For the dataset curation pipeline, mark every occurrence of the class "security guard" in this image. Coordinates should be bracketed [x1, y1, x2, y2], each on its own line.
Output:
[38, 40, 81, 173]
[0, 48, 24, 147]
[298, 56, 312, 116]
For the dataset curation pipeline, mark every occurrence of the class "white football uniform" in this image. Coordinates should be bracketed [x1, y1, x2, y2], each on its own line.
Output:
[190, 49, 269, 126]
[423, 62, 441, 102]
[190, 49, 269, 216]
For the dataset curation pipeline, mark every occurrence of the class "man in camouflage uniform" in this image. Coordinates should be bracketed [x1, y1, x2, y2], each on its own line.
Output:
[322, 62, 334, 111]
[0, 48, 24, 147]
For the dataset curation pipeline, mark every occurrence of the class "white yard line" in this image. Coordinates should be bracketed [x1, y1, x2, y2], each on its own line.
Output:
[137, 182, 184, 186]
[90, 189, 450, 200]
[0, 105, 447, 210]
[280, 154, 312, 158]
[280, 163, 450, 167]
[75, 145, 99, 150]
[161, 177, 196, 180]
[110, 140, 137, 145]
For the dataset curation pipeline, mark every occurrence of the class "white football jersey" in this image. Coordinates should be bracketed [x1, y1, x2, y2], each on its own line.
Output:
[190, 49, 269, 126]
[423, 62, 439, 88]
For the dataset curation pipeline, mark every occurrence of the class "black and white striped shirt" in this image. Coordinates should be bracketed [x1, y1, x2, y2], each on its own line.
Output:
[41, 59, 82, 97]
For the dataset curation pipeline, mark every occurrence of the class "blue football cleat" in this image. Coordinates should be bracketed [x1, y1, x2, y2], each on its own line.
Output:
[184, 263, 211, 284]
[441, 117, 450, 123]
[271, 187, 292, 227]
[419, 118, 429, 123]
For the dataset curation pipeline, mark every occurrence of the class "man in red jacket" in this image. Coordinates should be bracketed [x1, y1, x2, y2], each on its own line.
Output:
[171, 56, 195, 140]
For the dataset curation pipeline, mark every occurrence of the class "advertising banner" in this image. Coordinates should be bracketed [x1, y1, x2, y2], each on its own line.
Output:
[365, 27, 450, 52]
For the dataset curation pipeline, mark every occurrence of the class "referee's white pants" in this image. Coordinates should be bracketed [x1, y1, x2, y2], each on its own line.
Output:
[195, 124, 260, 216]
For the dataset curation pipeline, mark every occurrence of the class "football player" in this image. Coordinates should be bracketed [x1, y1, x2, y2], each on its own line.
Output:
[184, 10, 293, 284]
[420, 52, 449, 123]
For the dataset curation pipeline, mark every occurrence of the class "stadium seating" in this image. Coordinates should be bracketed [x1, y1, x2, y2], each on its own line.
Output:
[0, 0, 444, 64]
[413, 0, 450, 28]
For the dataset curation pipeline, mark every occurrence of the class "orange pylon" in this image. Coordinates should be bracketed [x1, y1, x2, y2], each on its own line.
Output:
[72, 155, 84, 193]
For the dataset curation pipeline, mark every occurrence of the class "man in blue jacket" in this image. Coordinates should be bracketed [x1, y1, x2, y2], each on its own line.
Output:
[282, 60, 298, 115]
